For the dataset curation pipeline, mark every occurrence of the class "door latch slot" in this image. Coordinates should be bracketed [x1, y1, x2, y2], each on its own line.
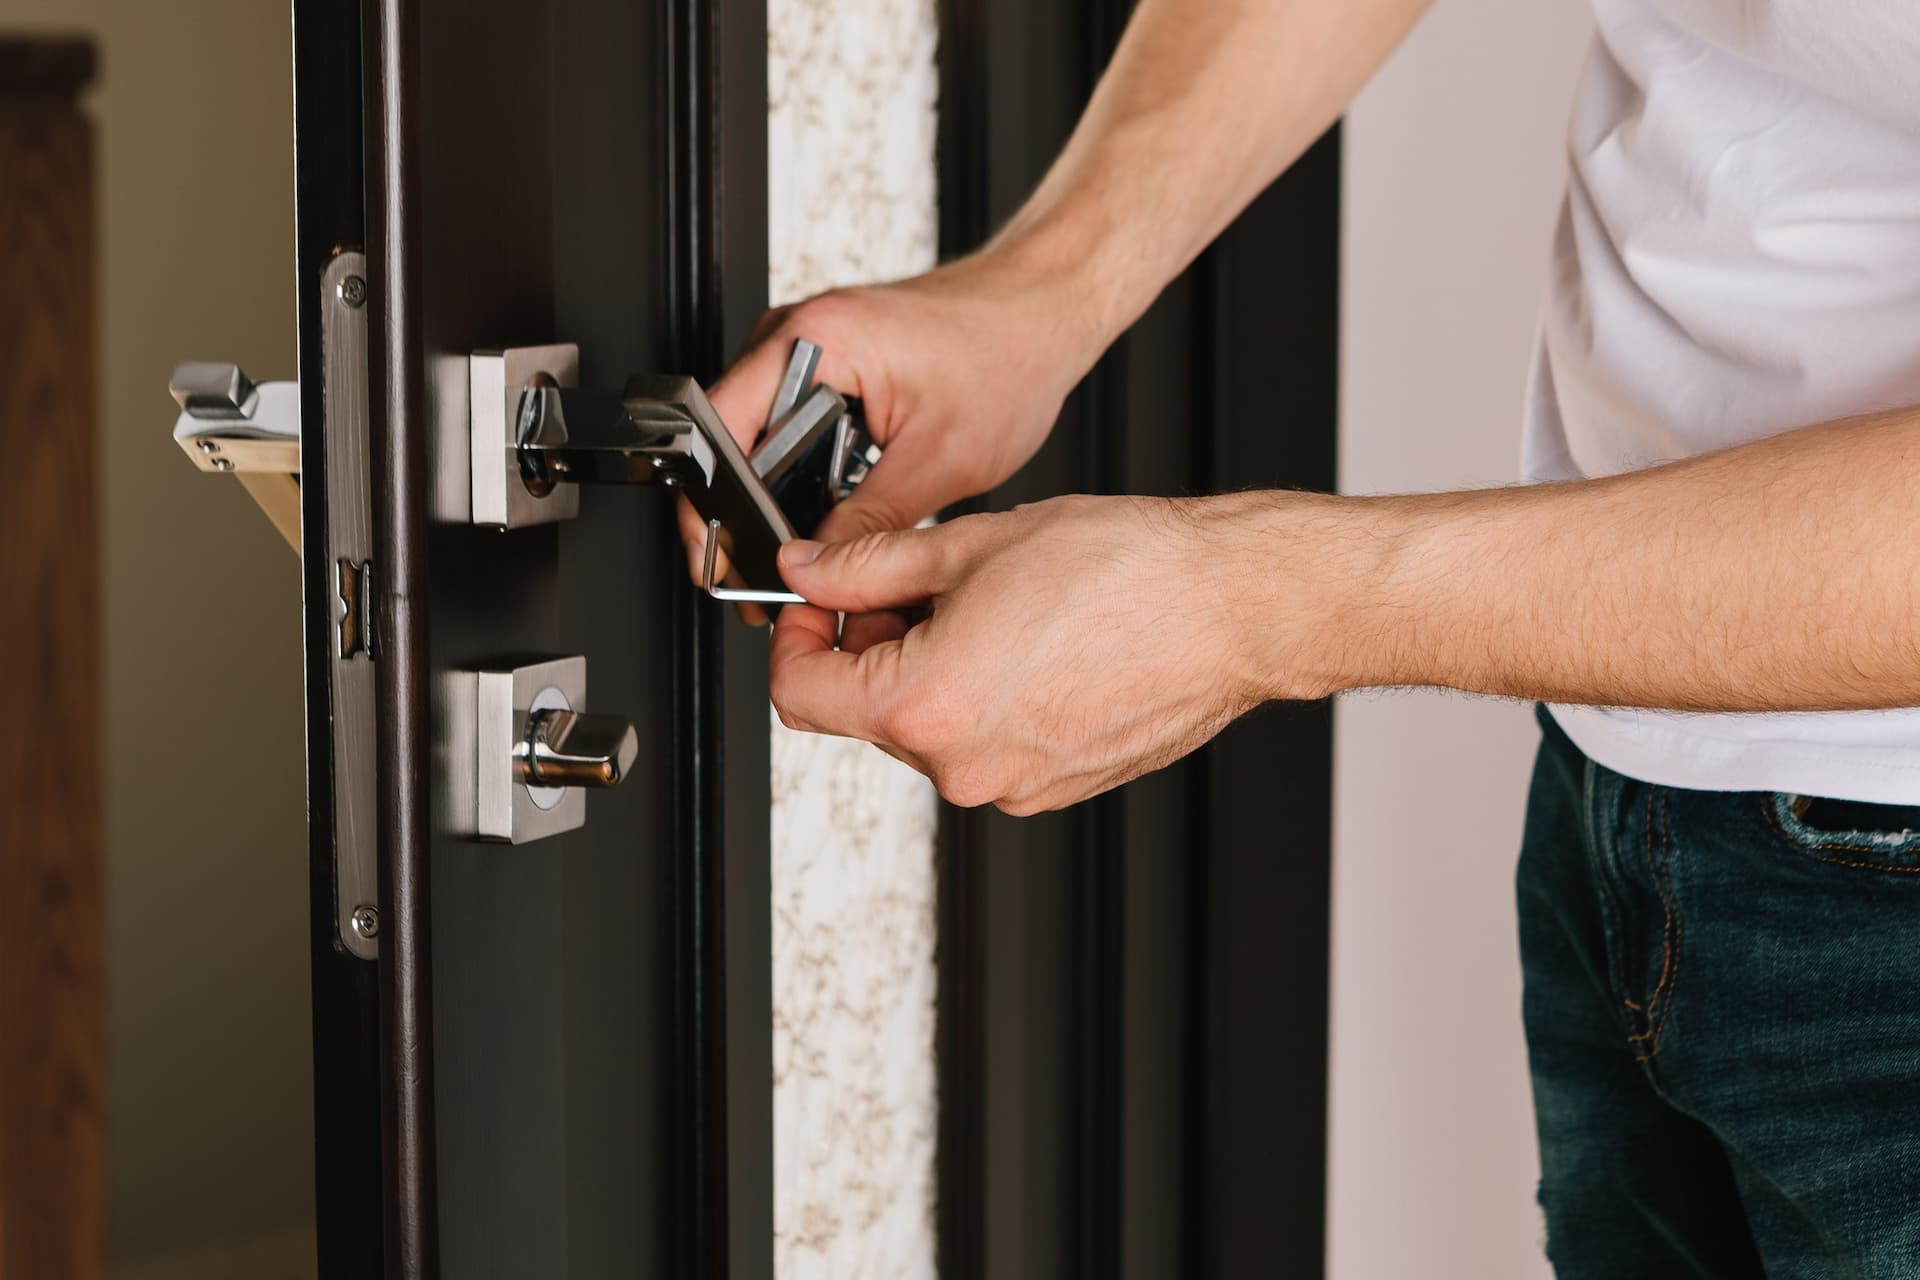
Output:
[335, 557, 374, 660]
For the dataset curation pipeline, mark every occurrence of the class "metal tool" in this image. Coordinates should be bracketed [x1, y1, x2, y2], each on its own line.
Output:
[471, 338, 878, 604]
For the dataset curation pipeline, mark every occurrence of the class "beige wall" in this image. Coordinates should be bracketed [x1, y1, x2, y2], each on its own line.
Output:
[1331, 3, 1596, 1276]
[0, 1, 313, 1270]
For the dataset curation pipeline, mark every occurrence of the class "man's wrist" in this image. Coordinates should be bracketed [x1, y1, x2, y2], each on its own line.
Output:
[984, 196, 1161, 369]
[1199, 489, 1431, 704]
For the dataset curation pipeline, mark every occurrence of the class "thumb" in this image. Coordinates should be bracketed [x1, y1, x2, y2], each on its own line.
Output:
[777, 525, 965, 613]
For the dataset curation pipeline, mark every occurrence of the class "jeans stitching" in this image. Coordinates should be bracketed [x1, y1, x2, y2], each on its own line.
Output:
[1761, 798, 1920, 874]
[1651, 790, 1680, 1056]
[1630, 788, 1679, 1060]
[1584, 762, 1636, 1037]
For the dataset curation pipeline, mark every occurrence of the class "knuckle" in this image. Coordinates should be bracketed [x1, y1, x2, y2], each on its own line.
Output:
[768, 674, 803, 730]
[875, 699, 919, 752]
[885, 683, 963, 757]
[788, 288, 852, 336]
[829, 531, 899, 595]
[933, 765, 999, 810]
[994, 796, 1037, 817]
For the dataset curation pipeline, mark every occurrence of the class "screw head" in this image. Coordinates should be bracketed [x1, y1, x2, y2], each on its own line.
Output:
[211, 456, 235, 472]
[196, 439, 220, 454]
[338, 274, 368, 308]
[349, 904, 380, 939]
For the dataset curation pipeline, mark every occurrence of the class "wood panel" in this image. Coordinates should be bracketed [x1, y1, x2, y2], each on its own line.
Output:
[0, 36, 104, 1280]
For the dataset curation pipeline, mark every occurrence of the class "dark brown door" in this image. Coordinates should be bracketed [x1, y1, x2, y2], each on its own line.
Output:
[0, 36, 104, 1280]
[290, 3, 771, 1275]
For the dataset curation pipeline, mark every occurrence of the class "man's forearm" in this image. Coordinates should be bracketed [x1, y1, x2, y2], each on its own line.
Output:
[1239, 409, 1920, 711]
[989, 0, 1432, 356]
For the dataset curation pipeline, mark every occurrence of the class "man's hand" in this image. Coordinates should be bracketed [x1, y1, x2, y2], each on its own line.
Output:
[766, 404, 1920, 813]
[764, 493, 1351, 814]
[681, 0, 1434, 589]
[678, 252, 1101, 586]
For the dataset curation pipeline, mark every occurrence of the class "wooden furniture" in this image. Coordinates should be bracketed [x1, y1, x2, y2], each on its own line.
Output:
[0, 36, 104, 1280]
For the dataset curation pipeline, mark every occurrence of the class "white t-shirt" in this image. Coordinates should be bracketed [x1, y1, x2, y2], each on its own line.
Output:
[1529, 0, 1920, 802]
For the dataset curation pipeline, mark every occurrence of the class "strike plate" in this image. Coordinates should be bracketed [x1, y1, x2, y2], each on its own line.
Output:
[321, 250, 380, 960]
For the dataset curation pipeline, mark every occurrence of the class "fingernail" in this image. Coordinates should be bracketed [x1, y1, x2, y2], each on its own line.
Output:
[781, 539, 823, 567]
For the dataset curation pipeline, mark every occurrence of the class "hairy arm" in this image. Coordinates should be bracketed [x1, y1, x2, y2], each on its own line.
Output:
[767, 408, 1920, 813]
[1270, 408, 1920, 711]
[991, 0, 1435, 346]
[691, 0, 1434, 575]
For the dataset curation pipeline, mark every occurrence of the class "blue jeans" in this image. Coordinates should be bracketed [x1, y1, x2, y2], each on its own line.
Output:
[1520, 706, 1920, 1277]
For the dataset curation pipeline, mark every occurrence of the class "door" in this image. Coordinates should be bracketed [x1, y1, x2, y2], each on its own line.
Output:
[289, 2, 771, 1275]
[1, 36, 104, 1280]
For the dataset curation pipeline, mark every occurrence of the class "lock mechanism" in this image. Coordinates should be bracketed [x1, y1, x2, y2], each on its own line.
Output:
[452, 655, 637, 845]
[467, 339, 876, 602]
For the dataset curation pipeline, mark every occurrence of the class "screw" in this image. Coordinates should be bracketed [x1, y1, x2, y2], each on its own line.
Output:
[211, 456, 235, 472]
[196, 440, 220, 454]
[350, 904, 380, 939]
[338, 275, 368, 308]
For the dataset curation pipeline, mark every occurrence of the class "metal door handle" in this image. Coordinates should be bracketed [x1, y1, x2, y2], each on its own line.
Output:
[514, 707, 638, 789]
[460, 655, 634, 844]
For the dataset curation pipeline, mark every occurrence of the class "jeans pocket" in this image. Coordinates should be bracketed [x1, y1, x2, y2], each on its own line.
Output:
[1761, 791, 1920, 873]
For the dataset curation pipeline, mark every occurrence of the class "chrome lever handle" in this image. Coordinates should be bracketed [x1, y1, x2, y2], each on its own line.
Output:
[513, 707, 639, 789]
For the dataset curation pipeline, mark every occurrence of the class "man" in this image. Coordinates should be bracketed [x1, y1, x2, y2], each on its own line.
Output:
[688, 0, 1920, 1271]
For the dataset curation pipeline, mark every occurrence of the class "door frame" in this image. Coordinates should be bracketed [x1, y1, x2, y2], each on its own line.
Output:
[935, 1, 1341, 1274]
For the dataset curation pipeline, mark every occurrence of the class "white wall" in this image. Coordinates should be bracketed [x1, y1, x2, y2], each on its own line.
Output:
[1330, 4, 1594, 1277]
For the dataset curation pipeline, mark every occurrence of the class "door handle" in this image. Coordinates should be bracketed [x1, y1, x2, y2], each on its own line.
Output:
[514, 707, 638, 789]
[457, 655, 635, 844]
[467, 340, 874, 603]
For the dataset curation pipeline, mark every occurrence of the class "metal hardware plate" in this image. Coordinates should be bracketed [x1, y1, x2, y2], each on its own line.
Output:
[321, 251, 379, 960]
[470, 344, 582, 528]
[453, 655, 608, 845]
